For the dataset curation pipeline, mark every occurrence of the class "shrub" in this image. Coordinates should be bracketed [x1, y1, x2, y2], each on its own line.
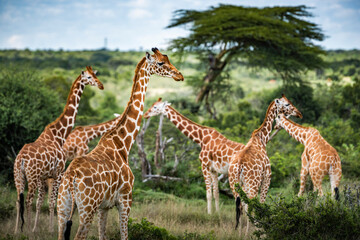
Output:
[236, 185, 360, 240]
[0, 68, 62, 183]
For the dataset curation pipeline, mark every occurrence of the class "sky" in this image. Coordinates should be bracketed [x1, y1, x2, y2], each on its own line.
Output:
[0, 0, 360, 51]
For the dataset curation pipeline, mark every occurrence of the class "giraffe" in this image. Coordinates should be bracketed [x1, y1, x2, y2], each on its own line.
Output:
[144, 98, 245, 214]
[274, 113, 342, 198]
[57, 48, 184, 240]
[63, 113, 121, 161]
[13, 66, 103, 234]
[228, 94, 302, 236]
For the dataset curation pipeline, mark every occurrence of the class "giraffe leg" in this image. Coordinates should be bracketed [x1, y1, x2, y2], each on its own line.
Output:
[32, 179, 46, 232]
[117, 196, 132, 240]
[25, 179, 37, 232]
[14, 167, 26, 234]
[298, 152, 309, 197]
[201, 166, 213, 214]
[98, 208, 109, 240]
[210, 171, 220, 212]
[259, 166, 271, 203]
[238, 207, 242, 236]
[243, 178, 260, 237]
[57, 178, 73, 240]
[74, 208, 97, 240]
[310, 167, 324, 196]
[329, 157, 342, 198]
[244, 204, 250, 237]
[228, 160, 242, 230]
[49, 174, 63, 232]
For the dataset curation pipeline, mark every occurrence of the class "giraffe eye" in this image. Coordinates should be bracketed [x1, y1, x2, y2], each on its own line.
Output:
[285, 104, 290, 107]
[158, 62, 164, 66]
[87, 76, 91, 79]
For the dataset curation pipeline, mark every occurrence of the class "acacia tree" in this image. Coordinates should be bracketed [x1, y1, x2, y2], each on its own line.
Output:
[167, 4, 325, 116]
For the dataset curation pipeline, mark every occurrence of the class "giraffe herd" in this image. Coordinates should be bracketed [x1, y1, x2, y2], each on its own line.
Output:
[12, 48, 342, 239]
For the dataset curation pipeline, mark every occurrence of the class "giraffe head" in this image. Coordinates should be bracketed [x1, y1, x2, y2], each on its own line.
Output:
[144, 98, 171, 119]
[146, 48, 184, 81]
[275, 94, 302, 118]
[81, 66, 104, 90]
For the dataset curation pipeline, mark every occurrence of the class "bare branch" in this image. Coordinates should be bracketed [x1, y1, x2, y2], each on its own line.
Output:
[143, 174, 182, 182]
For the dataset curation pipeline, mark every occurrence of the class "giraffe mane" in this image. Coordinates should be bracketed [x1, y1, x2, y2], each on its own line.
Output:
[167, 105, 212, 130]
[251, 100, 275, 137]
[72, 116, 119, 132]
[282, 116, 309, 129]
[44, 74, 82, 130]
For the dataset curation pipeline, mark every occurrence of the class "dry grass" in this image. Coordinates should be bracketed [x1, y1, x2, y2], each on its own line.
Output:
[0, 197, 252, 240]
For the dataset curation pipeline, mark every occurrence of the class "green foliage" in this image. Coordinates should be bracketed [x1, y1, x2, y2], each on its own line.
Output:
[127, 218, 177, 240]
[236, 185, 360, 240]
[0, 185, 15, 220]
[167, 4, 325, 111]
[339, 144, 360, 178]
[0, 68, 62, 181]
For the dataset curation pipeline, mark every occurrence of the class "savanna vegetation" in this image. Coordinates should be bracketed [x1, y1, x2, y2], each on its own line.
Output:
[0, 4, 360, 240]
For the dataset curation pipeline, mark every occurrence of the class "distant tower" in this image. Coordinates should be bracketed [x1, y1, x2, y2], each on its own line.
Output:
[104, 37, 108, 50]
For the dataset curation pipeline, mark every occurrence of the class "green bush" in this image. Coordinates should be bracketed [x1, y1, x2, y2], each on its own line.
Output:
[236, 185, 360, 240]
[105, 218, 215, 240]
[0, 68, 62, 182]
[128, 218, 177, 240]
[0, 185, 15, 220]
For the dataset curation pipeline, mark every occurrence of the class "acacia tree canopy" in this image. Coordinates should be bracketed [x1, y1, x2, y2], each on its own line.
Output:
[167, 4, 326, 115]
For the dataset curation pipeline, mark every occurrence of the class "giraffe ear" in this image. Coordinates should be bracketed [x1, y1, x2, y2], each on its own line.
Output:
[94, 70, 98, 75]
[146, 52, 152, 62]
[114, 113, 121, 117]
[275, 99, 280, 105]
[81, 71, 85, 76]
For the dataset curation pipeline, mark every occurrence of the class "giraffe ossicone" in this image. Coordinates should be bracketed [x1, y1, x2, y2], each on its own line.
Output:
[144, 97, 245, 214]
[57, 48, 183, 240]
[13, 66, 103, 234]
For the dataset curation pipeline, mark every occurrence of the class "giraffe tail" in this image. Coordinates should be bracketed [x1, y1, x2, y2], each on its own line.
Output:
[14, 153, 26, 232]
[334, 187, 340, 201]
[64, 174, 76, 240]
[64, 220, 72, 240]
[235, 196, 241, 229]
[19, 192, 25, 231]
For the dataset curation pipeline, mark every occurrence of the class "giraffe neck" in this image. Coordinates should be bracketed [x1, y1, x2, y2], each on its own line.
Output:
[165, 105, 207, 144]
[279, 115, 308, 145]
[44, 76, 85, 147]
[80, 116, 121, 143]
[252, 101, 277, 146]
[100, 57, 149, 156]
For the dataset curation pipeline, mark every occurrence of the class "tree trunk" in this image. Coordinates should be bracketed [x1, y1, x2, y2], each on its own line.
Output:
[135, 118, 152, 179]
[154, 114, 173, 168]
[195, 60, 226, 103]
[154, 114, 163, 168]
[195, 48, 237, 118]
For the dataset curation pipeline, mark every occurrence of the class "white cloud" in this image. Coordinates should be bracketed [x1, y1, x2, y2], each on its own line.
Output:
[128, 8, 152, 19]
[6, 35, 24, 49]
[127, 0, 150, 8]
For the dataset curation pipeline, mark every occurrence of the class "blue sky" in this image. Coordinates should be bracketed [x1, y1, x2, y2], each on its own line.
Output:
[1, 0, 359, 51]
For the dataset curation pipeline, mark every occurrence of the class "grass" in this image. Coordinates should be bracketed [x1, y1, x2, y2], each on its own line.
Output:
[2, 178, 357, 240]
[0, 188, 246, 240]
